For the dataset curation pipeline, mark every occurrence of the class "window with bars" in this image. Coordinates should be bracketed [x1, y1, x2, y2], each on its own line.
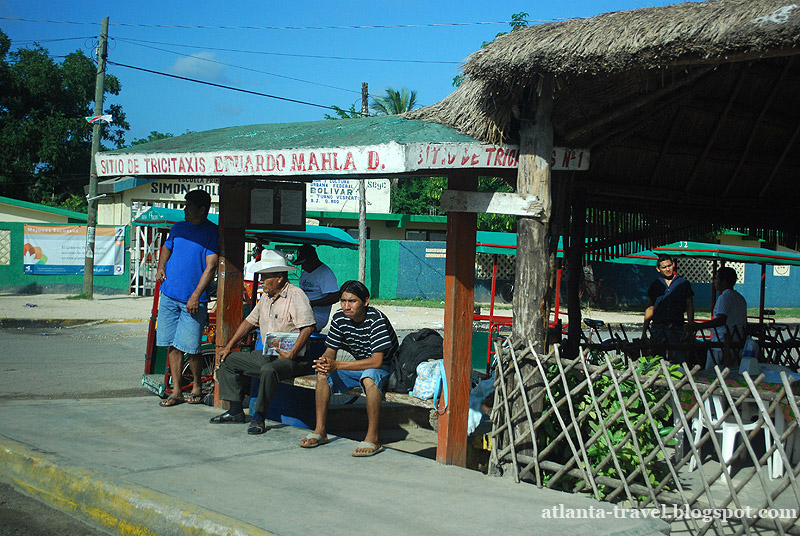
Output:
[676, 258, 745, 284]
[0, 229, 9, 265]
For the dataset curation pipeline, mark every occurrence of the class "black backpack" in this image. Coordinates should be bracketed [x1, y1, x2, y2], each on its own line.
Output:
[388, 328, 444, 393]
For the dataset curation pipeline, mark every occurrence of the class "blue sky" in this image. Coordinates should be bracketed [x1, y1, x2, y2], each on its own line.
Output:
[1, 1, 696, 145]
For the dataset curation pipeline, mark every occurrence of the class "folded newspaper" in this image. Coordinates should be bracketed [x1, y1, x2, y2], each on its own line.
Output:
[262, 332, 302, 356]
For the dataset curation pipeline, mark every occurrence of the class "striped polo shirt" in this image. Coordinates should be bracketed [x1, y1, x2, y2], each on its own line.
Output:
[326, 307, 398, 367]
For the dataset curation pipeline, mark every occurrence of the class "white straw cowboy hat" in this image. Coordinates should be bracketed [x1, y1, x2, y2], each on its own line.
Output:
[251, 249, 297, 274]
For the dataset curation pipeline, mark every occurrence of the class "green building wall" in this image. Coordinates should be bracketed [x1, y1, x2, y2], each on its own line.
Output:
[0, 222, 130, 295]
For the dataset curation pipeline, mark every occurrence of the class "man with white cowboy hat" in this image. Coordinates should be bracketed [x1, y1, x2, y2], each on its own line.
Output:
[211, 249, 316, 435]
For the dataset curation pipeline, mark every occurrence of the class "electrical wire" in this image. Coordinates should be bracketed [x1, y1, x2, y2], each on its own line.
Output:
[0, 17, 540, 30]
[116, 39, 363, 95]
[114, 36, 460, 65]
[11, 36, 94, 44]
[108, 60, 337, 110]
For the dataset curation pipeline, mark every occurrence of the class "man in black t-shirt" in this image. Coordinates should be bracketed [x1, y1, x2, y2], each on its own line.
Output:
[642, 254, 694, 362]
[299, 280, 398, 457]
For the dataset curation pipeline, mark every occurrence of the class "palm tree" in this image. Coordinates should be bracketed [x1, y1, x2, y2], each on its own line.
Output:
[370, 87, 418, 116]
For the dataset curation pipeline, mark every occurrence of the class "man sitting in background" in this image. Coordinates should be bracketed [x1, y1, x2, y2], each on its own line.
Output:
[686, 266, 747, 368]
[293, 244, 339, 331]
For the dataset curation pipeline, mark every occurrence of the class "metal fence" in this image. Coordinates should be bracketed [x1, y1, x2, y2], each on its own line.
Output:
[488, 338, 800, 535]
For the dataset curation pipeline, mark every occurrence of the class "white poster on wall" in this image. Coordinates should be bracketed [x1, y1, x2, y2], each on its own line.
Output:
[23, 225, 124, 275]
[773, 265, 791, 277]
[306, 178, 390, 214]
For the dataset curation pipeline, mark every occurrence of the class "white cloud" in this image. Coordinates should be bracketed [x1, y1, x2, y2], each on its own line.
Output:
[170, 52, 228, 82]
[215, 102, 244, 117]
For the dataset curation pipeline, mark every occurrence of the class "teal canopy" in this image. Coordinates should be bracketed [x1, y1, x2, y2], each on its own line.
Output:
[134, 207, 358, 249]
[475, 233, 800, 267]
[633, 241, 800, 267]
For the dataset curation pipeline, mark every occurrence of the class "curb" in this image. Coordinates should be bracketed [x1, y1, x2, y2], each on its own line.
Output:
[0, 439, 276, 536]
[0, 318, 146, 329]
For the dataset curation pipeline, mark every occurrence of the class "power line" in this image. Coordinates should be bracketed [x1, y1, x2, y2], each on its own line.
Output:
[108, 60, 337, 110]
[114, 36, 460, 65]
[11, 36, 95, 44]
[0, 16, 539, 30]
[117, 39, 363, 96]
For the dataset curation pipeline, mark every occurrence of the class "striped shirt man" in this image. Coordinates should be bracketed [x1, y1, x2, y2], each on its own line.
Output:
[326, 307, 398, 367]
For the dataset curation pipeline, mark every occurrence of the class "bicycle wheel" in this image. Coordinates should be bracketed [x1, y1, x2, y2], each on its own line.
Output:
[177, 348, 215, 394]
[598, 285, 618, 308]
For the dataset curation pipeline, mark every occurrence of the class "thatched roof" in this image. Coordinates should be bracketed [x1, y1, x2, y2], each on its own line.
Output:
[466, 0, 800, 79]
[409, 0, 800, 144]
[408, 0, 800, 249]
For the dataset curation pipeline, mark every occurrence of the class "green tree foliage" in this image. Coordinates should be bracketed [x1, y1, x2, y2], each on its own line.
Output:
[130, 131, 173, 146]
[370, 87, 418, 116]
[323, 104, 362, 120]
[0, 30, 129, 209]
[391, 177, 447, 215]
[392, 176, 516, 232]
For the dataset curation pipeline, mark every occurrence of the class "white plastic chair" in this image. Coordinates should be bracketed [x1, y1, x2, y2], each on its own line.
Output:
[688, 394, 770, 473]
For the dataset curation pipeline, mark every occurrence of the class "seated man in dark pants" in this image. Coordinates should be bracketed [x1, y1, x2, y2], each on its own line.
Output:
[211, 249, 316, 435]
[299, 280, 398, 456]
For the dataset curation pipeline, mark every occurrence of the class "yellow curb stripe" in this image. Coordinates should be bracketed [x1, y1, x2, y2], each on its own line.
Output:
[0, 440, 276, 536]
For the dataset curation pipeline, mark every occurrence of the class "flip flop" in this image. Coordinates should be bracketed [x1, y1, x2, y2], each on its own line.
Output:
[300, 433, 328, 448]
[187, 393, 204, 404]
[352, 441, 384, 457]
[159, 396, 185, 407]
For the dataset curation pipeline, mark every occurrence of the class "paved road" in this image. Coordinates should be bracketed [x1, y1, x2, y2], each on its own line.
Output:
[0, 482, 112, 536]
[0, 322, 147, 400]
[0, 322, 148, 534]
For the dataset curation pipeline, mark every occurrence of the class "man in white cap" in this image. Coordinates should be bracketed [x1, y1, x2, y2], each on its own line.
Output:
[294, 244, 339, 331]
[211, 249, 316, 434]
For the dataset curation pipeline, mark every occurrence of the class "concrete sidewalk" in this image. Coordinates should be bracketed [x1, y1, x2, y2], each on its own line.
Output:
[0, 397, 668, 536]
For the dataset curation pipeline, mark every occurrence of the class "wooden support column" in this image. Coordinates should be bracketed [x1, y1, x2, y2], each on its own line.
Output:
[508, 76, 554, 472]
[437, 171, 477, 466]
[215, 178, 247, 408]
[566, 192, 586, 359]
[513, 75, 554, 346]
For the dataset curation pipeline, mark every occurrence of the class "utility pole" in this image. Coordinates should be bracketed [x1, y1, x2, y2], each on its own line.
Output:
[82, 16, 109, 297]
[358, 82, 368, 283]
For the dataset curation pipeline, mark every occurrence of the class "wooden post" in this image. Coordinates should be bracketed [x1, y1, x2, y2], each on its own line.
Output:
[566, 192, 586, 359]
[437, 171, 477, 466]
[513, 75, 554, 346]
[215, 179, 247, 407]
[508, 76, 554, 469]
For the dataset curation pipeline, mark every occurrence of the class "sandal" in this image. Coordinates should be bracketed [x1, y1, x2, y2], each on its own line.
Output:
[187, 393, 204, 404]
[159, 396, 185, 407]
[299, 433, 328, 448]
[247, 420, 267, 435]
[352, 441, 384, 457]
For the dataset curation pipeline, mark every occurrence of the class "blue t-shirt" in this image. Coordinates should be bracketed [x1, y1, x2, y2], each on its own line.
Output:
[161, 220, 219, 304]
[648, 275, 693, 325]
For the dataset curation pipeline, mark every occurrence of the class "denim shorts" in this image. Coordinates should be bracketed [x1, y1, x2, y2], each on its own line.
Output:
[156, 293, 208, 354]
[327, 365, 391, 395]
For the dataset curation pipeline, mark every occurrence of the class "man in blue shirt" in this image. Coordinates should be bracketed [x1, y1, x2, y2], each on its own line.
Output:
[156, 190, 219, 406]
[642, 254, 694, 363]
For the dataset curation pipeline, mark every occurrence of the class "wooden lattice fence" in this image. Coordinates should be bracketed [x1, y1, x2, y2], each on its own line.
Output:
[488, 340, 800, 535]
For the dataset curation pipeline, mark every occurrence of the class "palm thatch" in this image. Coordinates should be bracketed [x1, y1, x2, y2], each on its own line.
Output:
[409, 0, 800, 145]
[467, 0, 800, 80]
